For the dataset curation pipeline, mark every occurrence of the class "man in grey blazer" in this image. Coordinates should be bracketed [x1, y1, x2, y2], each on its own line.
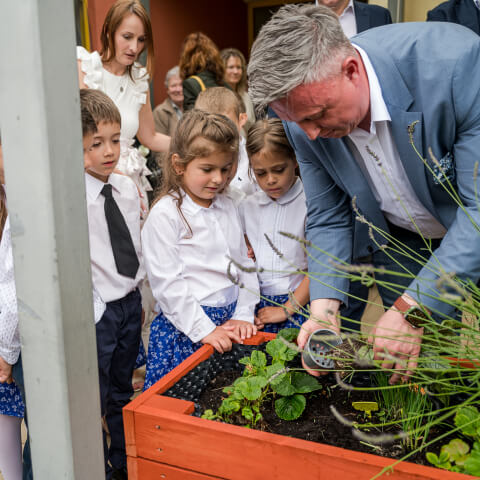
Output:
[248, 4, 480, 382]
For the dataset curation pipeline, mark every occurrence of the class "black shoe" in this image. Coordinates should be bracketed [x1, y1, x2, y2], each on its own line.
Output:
[111, 467, 128, 480]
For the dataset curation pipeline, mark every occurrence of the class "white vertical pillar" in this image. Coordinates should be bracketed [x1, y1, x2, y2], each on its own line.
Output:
[0, 1, 104, 479]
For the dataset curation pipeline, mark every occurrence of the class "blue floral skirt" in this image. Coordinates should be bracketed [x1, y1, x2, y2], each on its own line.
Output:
[0, 381, 25, 418]
[144, 301, 237, 390]
[256, 293, 308, 333]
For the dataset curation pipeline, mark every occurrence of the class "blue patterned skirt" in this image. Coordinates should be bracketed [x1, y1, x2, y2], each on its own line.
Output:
[144, 301, 237, 390]
[134, 340, 147, 369]
[256, 293, 308, 333]
[0, 380, 25, 418]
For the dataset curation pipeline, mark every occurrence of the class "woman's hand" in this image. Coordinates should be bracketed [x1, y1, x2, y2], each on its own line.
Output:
[201, 325, 241, 353]
[223, 319, 257, 341]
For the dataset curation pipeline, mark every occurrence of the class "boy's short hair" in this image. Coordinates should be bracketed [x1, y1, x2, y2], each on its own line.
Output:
[79, 89, 121, 136]
[195, 86, 242, 118]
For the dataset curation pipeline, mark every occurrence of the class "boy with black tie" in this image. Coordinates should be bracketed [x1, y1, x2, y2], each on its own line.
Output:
[80, 89, 143, 480]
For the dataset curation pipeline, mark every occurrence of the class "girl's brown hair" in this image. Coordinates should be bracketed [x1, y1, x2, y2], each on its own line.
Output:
[246, 118, 296, 161]
[0, 185, 6, 242]
[100, 0, 154, 79]
[220, 48, 248, 95]
[179, 33, 224, 84]
[156, 109, 239, 234]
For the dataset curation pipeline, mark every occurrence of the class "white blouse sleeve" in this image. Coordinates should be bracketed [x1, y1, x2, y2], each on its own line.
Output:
[141, 201, 216, 343]
[0, 217, 20, 365]
[77, 46, 103, 90]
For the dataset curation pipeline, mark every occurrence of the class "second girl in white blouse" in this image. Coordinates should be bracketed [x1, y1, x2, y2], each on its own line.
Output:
[240, 119, 309, 333]
[142, 110, 259, 388]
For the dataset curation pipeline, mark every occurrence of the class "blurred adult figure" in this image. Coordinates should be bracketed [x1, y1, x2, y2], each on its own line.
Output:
[77, 0, 170, 201]
[221, 48, 255, 133]
[316, 0, 392, 37]
[153, 66, 183, 166]
[427, 0, 480, 35]
[180, 32, 225, 111]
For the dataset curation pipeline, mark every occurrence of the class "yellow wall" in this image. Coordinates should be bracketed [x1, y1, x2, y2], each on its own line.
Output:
[369, 0, 445, 22]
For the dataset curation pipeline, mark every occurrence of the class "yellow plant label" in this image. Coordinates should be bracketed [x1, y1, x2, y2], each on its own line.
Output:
[352, 401, 379, 418]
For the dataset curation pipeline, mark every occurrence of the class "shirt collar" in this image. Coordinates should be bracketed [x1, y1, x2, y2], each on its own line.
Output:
[339, 0, 354, 19]
[351, 44, 391, 134]
[474, 0, 480, 10]
[85, 172, 121, 202]
[180, 188, 223, 214]
[258, 177, 303, 206]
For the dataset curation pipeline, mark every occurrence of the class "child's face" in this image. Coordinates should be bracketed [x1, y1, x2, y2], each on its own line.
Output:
[174, 150, 234, 208]
[250, 150, 297, 200]
[83, 121, 121, 183]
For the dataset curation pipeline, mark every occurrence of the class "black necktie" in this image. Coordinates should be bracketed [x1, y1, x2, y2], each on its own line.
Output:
[101, 184, 139, 279]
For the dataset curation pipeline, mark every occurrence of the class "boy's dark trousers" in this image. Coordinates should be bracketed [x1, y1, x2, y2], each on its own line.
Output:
[95, 288, 142, 479]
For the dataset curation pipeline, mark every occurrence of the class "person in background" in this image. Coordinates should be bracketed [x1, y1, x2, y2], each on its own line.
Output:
[220, 48, 255, 134]
[427, 0, 480, 35]
[240, 119, 310, 333]
[81, 89, 144, 480]
[77, 0, 170, 202]
[180, 32, 226, 111]
[316, 0, 392, 37]
[195, 87, 257, 201]
[153, 66, 183, 167]
[142, 110, 259, 388]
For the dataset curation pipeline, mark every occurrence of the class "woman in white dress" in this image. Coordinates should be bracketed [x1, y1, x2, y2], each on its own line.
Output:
[77, 0, 170, 200]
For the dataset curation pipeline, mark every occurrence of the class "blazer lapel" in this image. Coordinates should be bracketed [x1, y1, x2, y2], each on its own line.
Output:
[354, 2, 369, 33]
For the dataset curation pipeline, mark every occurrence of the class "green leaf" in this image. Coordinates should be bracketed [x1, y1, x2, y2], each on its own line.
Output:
[266, 339, 287, 359]
[438, 450, 450, 464]
[201, 409, 216, 420]
[239, 357, 251, 365]
[426, 452, 439, 465]
[242, 406, 254, 421]
[238, 377, 264, 401]
[291, 372, 322, 393]
[250, 350, 267, 368]
[255, 412, 263, 424]
[271, 374, 296, 396]
[441, 439, 470, 462]
[266, 363, 286, 384]
[277, 328, 299, 342]
[464, 449, 480, 476]
[455, 406, 480, 437]
[275, 394, 306, 420]
[218, 399, 241, 415]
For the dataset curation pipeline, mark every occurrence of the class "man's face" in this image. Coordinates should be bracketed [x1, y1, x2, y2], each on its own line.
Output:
[271, 57, 370, 140]
[167, 75, 184, 107]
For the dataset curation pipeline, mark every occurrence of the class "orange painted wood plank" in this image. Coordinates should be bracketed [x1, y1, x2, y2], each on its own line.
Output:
[131, 407, 472, 480]
[135, 457, 225, 479]
[143, 394, 195, 415]
[127, 455, 138, 480]
[123, 406, 137, 458]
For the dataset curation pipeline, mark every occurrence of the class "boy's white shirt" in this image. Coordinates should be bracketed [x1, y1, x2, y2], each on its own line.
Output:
[229, 136, 258, 196]
[239, 177, 307, 296]
[142, 191, 260, 343]
[85, 172, 144, 308]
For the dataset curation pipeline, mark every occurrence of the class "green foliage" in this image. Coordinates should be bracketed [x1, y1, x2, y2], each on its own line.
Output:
[427, 407, 480, 476]
[201, 329, 321, 427]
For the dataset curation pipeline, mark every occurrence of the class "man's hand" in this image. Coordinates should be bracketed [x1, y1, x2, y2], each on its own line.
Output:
[223, 319, 257, 340]
[0, 356, 13, 384]
[369, 308, 423, 384]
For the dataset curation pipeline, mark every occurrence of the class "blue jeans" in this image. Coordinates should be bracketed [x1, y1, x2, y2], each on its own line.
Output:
[11, 354, 33, 480]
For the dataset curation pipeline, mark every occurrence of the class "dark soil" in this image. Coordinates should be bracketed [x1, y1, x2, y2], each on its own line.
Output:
[198, 370, 448, 465]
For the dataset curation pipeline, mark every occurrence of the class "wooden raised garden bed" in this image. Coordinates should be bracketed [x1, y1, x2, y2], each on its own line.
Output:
[124, 332, 473, 480]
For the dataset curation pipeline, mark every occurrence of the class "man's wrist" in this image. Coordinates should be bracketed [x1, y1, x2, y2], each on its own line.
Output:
[393, 295, 430, 329]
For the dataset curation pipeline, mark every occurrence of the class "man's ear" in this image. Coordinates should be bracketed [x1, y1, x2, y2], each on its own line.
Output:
[342, 55, 361, 82]
[172, 153, 184, 175]
[239, 112, 248, 130]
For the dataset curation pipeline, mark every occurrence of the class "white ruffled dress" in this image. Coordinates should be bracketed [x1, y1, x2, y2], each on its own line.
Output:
[77, 47, 152, 199]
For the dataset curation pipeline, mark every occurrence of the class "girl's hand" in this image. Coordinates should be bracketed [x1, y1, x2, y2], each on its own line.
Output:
[223, 319, 257, 340]
[254, 315, 265, 330]
[256, 306, 287, 325]
[0, 356, 13, 384]
[201, 326, 241, 353]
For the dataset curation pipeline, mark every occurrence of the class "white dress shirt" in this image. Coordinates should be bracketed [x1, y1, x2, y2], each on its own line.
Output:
[229, 136, 258, 196]
[85, 172, 144, 304]
[239, 178, 308, 296]
[316, 0, 357, 38]
[347, 46, 447, 239]
[0, 216, 20, 365]
[142, 192, 259, 343]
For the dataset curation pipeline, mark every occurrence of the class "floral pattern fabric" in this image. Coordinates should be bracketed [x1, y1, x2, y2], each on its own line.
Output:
[256, 293, 308, 333]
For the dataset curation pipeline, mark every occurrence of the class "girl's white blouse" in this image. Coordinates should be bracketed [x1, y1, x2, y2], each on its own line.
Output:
[0, 217, 20, 365]
[141, 192, 259, 343]
[239, 178, 307, 296]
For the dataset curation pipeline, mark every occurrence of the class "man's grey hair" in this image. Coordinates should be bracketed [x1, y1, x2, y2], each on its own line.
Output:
[247, 4, 355, 114]
[165, 66, 180, 88]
